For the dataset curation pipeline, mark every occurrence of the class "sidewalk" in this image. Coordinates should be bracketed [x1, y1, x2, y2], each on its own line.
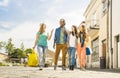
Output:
[86, 68, 120, 73]
[0, 66, 120, 78]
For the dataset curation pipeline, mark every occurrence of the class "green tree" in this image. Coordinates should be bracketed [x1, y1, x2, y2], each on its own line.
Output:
[0, 41, 3, 49]
[22, 51, 27, 58]
[5, 38, 15, 56]
[20, 42, 24, 51]
[25, 48, 32, 54]
[20, 42, 27, 58]
[0, 41, 6, 50]
[11, 48, 23, 58]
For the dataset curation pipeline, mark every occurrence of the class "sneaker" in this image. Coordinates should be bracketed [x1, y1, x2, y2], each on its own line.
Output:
[39, 66, 43, 70]
[54, 65, 57, 70]
[81, 67, 86, 71]
[62, 66, 66, 70]
[39, 68, 43, 70]
[71, 65, 74, 71]
[69, 65, 71, 70]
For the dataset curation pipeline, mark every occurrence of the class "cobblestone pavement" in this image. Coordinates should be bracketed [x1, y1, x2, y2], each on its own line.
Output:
[0, 66, 120, 78]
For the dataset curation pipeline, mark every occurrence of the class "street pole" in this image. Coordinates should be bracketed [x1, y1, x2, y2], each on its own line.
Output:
[110, 0, 113, 69]
[106, 0, 110, 69]
[107, 0, 113, 69]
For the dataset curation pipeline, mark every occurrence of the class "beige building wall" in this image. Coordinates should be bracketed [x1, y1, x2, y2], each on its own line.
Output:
[84, 0, 101, 68]
[84, 0, 101, 27]
[112, 0, 120, 69]
[84, 0, 113, 68]
[99, 13, 108, 68]
[84, 0, 120, 69]
[99, 14, 107, 56]
[87, 31, 99, 68]
[99, 0, 112, 69]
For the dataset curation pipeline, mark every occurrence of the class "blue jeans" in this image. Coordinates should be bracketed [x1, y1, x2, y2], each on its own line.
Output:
[68, 47, 76, 66]
[37, 45, 48, 67]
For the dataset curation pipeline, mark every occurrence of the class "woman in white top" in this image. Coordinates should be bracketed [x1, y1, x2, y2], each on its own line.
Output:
[68, 25, 78, 70]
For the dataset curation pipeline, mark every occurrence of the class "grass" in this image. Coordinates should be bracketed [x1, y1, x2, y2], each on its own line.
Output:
[0, 62, 9, 66]
[0, 62, 24, 66]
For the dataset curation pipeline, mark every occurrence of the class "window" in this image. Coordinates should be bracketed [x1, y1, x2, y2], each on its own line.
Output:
[92, 37, 99, 53]
[116, 35, 120, 42]
[93, 12, 97, 26]
[102, 39, 106, 58]
[87, 23, 91, 27]
[91, 37, 99, 62]
[102, 0, 108, 16]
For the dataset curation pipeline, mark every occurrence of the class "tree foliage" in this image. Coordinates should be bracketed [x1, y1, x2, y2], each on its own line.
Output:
[0, 41, 6, 50]
[11, 48, 23, 58]
[1, 38, 32, 59]
[20, 42, 24, 51]
[5, 38, 15, 55]
[24, 48, 32, 54]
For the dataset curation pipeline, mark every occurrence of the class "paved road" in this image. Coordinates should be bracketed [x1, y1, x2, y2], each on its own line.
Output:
[0, 66, 120, 78]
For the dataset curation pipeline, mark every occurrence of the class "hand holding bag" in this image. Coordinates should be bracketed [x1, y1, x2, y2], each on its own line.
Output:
[28, 49, 38, 67]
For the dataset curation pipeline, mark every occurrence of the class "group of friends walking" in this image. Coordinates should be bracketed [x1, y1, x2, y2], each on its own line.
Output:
[33, 19, 88, 71]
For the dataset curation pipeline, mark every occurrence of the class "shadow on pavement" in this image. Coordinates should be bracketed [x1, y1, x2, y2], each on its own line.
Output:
[86, 68, 120, 73]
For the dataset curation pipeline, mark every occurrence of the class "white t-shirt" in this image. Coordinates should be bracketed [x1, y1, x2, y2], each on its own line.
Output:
[69, 33, 77, 48]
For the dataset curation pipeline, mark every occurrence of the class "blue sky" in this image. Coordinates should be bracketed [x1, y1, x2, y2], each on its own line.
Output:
[0, 0, 91, 51]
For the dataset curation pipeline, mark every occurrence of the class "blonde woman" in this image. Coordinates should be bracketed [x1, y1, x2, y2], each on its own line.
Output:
[33, 23, 53, 70]
[77, 25, 88, 70]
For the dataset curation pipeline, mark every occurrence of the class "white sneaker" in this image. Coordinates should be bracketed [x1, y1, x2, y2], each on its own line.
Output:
[39, 66, 43, 70]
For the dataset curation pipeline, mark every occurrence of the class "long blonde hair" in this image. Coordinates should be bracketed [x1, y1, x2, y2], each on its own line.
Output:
[79, 25, 87, 40]
[39, 23, 46, 34]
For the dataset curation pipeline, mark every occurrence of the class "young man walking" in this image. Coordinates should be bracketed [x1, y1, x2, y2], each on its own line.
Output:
[53, 19, 68, 70]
